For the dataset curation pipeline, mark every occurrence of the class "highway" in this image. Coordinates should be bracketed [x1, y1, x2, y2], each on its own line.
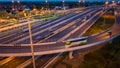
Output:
[0, 7, 97, 68]
[0, 13, 75, 43]
[0, 8, 84, 68]
[0, 6, 116, 68]
[0, 8, 87, 44]
[21, 10, 107, 68]
[16, 8, 95, 44]
[0, 8, 94, 44]
[0, 7, 104, 55]
[0, 8, 79, 41]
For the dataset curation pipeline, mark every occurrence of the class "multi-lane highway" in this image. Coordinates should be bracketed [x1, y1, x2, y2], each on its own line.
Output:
[0, 8, 86, 44]
[0, 7, 104, 55]
[0, 7, 98, 44]
[0, 7, 94, 68]
[0, 5, 118, 68]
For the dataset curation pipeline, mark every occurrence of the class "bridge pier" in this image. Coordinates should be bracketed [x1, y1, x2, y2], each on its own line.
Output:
[69, 51, 74, 59]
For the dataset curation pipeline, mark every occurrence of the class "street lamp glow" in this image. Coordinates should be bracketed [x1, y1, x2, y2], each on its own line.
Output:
[105, 1, 109, 5]
[62, 0, 64, 3]
[17, 0, 20, 4]
[12, 0, 14, 3]
[46, 0, 48, 3]
[78, 0, 81, 3]
[112, 0, 115, 4]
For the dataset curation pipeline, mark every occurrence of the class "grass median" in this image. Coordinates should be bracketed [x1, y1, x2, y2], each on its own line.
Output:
[84, 14, 115, 36]
[80, 35, 120, 68]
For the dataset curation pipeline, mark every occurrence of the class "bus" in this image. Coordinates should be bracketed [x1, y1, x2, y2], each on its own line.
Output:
[65, 36, 88, 45]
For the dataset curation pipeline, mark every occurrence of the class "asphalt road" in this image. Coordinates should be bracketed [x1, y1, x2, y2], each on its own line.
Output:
[0, 8, 94, 44]
[0, 7, 91, 68]
[0, 10, 77, 44]
[0, 7, 104, 55]
[0, 6, 108, 68]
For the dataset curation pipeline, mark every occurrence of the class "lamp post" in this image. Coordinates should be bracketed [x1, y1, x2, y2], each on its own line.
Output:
[62, 0, 65, 10]
[103, 0, 109, 27]
[12, 0, 15, 11]
[45, 0, 49, 10]
[17, 0, 20, 10]
[24, 8, 36, 68]
[82, 0, 85, 7]
[112, 0, 115, 4]
[78, 0, 81, 7]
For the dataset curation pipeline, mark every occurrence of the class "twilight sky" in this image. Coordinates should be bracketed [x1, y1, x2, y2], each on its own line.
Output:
[0, 0, 118, 2]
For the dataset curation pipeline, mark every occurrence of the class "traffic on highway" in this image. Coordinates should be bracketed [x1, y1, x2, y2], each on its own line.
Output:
[0, 2, 120, 68]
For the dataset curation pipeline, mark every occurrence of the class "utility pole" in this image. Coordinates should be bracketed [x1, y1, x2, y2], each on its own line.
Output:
[24, 9, 36, 68]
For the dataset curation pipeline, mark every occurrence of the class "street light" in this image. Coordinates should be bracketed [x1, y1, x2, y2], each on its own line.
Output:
[24, 8, 36, 68]
[17, 0, 20, 4]
[103, 0, 109, 27]
[12, 0, 15, 11]
[45, 0, 49, 10]
[82, 0, 85, 7]
[17, 0, 20, 10]
[105, 1, 109, 7]
[62, 0, 65, 10]
[78, 0, 81, 7]
[112, 0, 115, 4]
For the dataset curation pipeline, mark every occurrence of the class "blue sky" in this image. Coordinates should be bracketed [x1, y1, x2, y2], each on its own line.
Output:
[0, 0, 118, 2]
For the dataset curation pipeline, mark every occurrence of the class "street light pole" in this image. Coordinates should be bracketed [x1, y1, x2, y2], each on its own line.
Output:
[78, 0, 81, 7]
[12, 0, 15, 11]
[103, 0, 109, 26]
[17, 0, 20, 10]
[45, 0, 48, 10]
[24, 10, 36, 68]
[62, 0, 65, 10]
[82, 0, 85, 7]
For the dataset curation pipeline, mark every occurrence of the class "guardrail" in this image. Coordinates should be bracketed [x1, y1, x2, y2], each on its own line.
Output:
[0, 34, 119, 57]
[0, 20, 41, 34]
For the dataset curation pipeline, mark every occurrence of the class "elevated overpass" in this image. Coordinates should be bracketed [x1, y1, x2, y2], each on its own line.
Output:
[0, 6, 119, 57]
[0, 23, 120, 56]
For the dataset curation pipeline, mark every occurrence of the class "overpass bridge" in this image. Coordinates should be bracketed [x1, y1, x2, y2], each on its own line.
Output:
[0, 7, 120, 57]
[0, 23, 120, 57]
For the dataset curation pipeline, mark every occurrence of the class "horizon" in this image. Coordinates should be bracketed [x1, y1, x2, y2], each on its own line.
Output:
[0, 0, 117, 2]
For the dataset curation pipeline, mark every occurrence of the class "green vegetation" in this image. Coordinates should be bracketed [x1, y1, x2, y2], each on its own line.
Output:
[84, 13, 115, 36]
[80, 35, 120, 68]
[33, 14, 62, 21]
[35, 15, 57, 21]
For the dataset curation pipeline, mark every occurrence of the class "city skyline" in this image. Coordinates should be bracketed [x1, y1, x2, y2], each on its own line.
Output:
[0, 0, 118, 2]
